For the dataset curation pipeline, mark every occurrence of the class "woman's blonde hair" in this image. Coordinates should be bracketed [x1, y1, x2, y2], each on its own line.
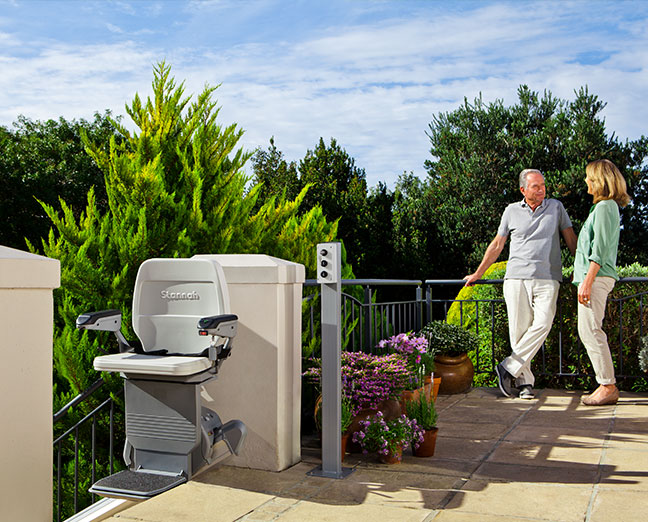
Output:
[586, 159, 631, 207]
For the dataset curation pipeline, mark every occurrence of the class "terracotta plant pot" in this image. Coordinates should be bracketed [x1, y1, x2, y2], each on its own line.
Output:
[341, 433, 349, 462]
[379, 447, 403, 464]
[434, 353, 474, 394]
[433, 376, 442, 401]
[413, 427, 439, 457]
[399, 386, 425, 414]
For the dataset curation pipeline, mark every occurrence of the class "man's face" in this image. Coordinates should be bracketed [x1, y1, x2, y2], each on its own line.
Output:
[520, 172, 546, 208]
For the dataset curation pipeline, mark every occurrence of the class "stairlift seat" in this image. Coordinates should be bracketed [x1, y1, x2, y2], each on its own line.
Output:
[78, 256, 246, 500]
[92, 257, 231, 375]
[94, 353, 212, 376]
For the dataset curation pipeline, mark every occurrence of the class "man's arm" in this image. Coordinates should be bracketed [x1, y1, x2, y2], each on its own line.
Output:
[463, 235, 507, 286]
[561, 226, 577, 256]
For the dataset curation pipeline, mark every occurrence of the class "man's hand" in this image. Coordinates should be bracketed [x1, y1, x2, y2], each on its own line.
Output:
[463, 273, 482, 286]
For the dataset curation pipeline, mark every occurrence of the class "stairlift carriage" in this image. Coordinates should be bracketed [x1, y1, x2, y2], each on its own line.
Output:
[75, 257, 247, 499]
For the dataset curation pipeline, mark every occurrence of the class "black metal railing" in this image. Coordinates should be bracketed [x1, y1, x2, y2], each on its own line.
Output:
[303, 277, 648, 382]
[303, 279, 424, 352]
[53, 379, 122, 522]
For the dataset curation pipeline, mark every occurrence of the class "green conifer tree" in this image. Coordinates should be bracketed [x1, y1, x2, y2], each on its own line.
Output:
[33, 62, 337, 401]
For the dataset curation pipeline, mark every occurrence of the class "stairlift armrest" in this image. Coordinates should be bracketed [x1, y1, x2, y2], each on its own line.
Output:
[76, 309, 131, 352]
[197, 314, 238, 338]
[77, 310, 122, 332]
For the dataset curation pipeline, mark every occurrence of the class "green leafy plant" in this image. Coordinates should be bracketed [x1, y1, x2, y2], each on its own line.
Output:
[419, 320, 478, 357]
[405, 393, 438, 430]
[639, 336, 648, 373]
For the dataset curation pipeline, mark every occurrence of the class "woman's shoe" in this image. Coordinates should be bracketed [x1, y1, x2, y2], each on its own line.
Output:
[581, 388, 619, 406]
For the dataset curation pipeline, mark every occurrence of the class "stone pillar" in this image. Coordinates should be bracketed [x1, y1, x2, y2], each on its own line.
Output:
[195, 254, 304, 471]
[0, 246, 60, 522]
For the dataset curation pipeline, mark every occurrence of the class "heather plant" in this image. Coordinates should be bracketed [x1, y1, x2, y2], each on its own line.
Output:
[304, 351, 415, 415]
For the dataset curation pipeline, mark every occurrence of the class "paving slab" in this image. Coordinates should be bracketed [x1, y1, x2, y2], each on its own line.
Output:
[103, 388, 648, 522]
[110, 481, 274, 521]
[307, 467, 460, 510]
[486, 439, 604, 468]
[272, 499, 433, 521]
[443, 480, 592, 522]
[589, 488, 648, 522]
[598, 447, 648, 489]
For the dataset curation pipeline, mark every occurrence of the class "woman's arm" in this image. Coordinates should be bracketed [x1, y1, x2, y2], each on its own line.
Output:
[577, 261, 601, 305]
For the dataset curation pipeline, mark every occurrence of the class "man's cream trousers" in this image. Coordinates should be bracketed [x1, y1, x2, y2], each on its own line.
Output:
[502, 279, 560, 387]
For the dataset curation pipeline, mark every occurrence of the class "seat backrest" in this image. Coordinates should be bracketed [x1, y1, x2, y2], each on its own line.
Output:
[132, 258, 230, 354]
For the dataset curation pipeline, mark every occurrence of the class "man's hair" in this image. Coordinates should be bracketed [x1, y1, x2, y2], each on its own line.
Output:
[519, 169, 543, 189]
[586, 159, 631, 207]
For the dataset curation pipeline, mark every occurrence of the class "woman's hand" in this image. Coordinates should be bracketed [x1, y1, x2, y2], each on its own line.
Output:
[578, 261, 601, 306]
[578, 281, 592, 306]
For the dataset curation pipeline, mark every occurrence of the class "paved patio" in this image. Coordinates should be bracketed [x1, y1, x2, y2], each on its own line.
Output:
[104, 387, 648, 522]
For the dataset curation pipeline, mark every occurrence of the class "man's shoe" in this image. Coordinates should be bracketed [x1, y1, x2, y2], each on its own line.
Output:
[495, 363, 513, 397]
[518, 385, 535, 399]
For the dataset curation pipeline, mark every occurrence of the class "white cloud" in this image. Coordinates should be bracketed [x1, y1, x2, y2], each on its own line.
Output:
[0, 1, 646, 187]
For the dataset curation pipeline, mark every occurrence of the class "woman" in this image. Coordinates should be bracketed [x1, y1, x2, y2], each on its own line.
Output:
[573, 159, 630, 406]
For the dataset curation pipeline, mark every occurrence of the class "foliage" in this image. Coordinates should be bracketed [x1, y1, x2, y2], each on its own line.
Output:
[34, 62, 337, 401]
[352, 411, 424, 455]
[418, 320, 479, 357]
[0, 112, 118, 249]
[391, 173, 443, 279]
[251, 136, 301, 205]
[424, 85, 648, 277]
[378, 332, 432, 387]
[313, 394, 354, 434]
[405, 393, 438, 430]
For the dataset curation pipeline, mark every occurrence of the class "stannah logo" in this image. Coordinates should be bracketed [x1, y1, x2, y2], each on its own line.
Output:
[160, 290, 200, 301]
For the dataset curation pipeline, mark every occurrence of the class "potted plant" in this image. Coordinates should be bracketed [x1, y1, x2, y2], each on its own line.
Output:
[352, 411, 424, 464]
[419, 321, 478, 394]
[340, 395, 353, 460]
[378, 332, 431, 410]
[405, 393, 439, 457]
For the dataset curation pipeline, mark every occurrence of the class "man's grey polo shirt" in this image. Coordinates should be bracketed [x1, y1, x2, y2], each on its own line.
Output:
[497, 198, 572, 281]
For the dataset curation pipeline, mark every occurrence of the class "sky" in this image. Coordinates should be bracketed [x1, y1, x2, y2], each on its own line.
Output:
[0, 0, 647, 188]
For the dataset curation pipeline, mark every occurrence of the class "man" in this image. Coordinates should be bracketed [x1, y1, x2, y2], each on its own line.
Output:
[464, 169, 577, 399]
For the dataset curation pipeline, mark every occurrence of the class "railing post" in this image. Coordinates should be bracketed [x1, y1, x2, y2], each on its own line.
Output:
[425, 284, 432, 324]
[415, 285, 423, 331]
[364, 285, 373, 351]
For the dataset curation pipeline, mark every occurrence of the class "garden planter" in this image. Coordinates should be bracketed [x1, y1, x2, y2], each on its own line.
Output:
[379, 447, 403, 464]
[399, 386, 425, 414]
[341, 433, 349, 462]
[434, 353, 474, 394]
[433, 376, 442, 401]
[424, 375, 442, 402]
[413, 427, 439, 457]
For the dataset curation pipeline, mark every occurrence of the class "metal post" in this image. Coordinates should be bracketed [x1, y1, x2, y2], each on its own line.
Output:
[308, 242, 353, 479]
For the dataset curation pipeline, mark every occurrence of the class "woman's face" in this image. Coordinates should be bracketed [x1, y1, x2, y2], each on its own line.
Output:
[585, 175, 594, 195]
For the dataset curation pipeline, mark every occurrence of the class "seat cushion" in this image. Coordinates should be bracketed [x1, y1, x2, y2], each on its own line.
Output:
[94, 353, 212, 376]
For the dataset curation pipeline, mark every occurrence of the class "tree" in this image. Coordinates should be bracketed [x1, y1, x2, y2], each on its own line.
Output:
[0, 112, 118, 249]
[251, 136, 300, 206]
[34, 62, 337, 401]
[425, 86, 648, 276]
[298, 138, 370, 275]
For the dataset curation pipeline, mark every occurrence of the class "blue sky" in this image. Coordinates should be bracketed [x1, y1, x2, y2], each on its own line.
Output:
[1, 0, 647, 187]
